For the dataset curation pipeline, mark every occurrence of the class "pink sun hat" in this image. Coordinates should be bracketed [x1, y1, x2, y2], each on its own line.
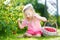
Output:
[23, 4, 34, 12]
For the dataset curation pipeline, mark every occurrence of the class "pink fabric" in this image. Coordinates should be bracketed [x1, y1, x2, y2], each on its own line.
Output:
[21, 19, 43, 35]
[21, 15, 43, 35]
[27, 30, 42, 35]
[22, 20, 42, 30]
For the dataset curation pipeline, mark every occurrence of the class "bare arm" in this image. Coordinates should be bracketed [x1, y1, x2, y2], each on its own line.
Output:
[17, 19, 25, 29]
[39, 17, 47, 22]
[34, 14, 47, 22]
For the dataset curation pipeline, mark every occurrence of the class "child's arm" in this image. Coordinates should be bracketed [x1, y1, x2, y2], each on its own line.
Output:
[39, 16, 47, 22]
[17, 20, 23, 29]
[34, 14, 47, 22]
[17, 19, 26, 29]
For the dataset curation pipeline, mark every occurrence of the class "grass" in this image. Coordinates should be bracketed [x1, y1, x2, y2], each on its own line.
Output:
[0, 29, 60, 40]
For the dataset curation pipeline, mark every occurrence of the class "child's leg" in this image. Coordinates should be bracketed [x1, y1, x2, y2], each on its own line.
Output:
[25, 33, 32, 37]
[17, 33, 32, 38]
[17, 30, 33, 38]
[34, 31, 42, 37]
[34, 34, 41, 37]
[24, 30, 35, 37]
[17, 34, 25, 38]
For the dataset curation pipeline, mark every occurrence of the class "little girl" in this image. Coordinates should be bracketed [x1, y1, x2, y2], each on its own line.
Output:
[17, 4, 47, 37]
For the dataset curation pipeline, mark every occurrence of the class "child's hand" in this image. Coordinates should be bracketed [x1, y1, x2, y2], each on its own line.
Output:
[17, 18, 20, 22]
[17, 18, 23, 29]
[43, 17, 47, 22]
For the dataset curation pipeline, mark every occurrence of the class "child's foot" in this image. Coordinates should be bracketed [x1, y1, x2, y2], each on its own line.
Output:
[17, 34, 27, 38]
[25, 33, 32, 38]
[34, 34, 41, 37]
[17, 33, 33, 38]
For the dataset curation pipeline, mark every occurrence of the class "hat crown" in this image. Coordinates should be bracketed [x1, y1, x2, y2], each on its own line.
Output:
[23, 4, 33, 12]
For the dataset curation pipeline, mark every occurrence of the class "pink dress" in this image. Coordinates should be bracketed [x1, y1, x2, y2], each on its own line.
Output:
[21, 14, 43, 35]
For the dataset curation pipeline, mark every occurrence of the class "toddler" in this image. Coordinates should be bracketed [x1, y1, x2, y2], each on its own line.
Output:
[17, 4, 47, 37]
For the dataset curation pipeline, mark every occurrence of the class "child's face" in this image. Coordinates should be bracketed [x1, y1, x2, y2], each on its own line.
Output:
[24, 7, 34, 19]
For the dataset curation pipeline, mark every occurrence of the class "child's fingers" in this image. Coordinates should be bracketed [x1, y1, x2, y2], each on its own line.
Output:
[17, 18, 20, 22]
[18, 18, 20, 20]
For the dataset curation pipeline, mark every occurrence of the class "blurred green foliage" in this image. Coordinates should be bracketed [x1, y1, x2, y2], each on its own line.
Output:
[0, 0, 24, 35]
[0, 0, 60, 35]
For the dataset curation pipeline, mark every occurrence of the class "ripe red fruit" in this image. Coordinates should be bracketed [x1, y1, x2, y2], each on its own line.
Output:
[44, 27, 56, 32]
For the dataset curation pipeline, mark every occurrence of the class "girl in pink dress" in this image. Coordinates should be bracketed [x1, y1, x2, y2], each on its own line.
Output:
[17, 4, 47, 37]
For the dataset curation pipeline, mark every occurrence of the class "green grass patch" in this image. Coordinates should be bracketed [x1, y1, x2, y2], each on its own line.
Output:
[0, 29, 60, 40]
